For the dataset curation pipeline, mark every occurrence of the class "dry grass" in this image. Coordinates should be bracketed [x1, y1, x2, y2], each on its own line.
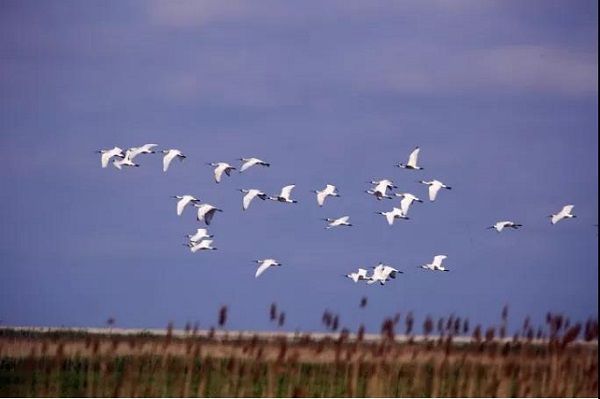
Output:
[0, 311, 597, 397]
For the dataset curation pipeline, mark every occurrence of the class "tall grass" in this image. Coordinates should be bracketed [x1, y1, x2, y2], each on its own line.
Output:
[0, 308, 597, 397]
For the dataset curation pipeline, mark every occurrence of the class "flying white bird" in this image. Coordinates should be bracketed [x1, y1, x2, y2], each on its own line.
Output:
[112, 151, 139, 170]
[239, 189, 268, 211]
[395, 193, 423, 216]
[368, 263, 402, 285]
[487, 221, 523, 232]
[377, 207, 409, 225]
[184, 239, 217, 252]
[366, 179, 396, 200]
[194, 203, 223, 225]
[97, 147, 125, 168]
[239, 157, 270, 172]
[186, 228, 213, 243]
[172, 195, 201, 216]
[370, 179, 396, 190]
[162, 149, 186, 172]
[208, 162, 236, 183]
[322, 216, 352, 229]
[345, 268, 369, 283]
[128, 144, 158, 161]
[550, 205, 576, 225]
[419, 180, 452, 201]
[254, 259, 282, 278]
[396, 146, 423, 170]
[312, 184, 340, 207]
[420, 255, 450, 272]
[269, 185, 298, 203]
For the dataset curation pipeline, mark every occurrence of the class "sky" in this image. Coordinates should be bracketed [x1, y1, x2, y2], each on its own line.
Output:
[0, 0, 597, 334]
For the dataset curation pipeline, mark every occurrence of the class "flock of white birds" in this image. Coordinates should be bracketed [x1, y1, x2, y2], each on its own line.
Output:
[97, 145, 578, 283]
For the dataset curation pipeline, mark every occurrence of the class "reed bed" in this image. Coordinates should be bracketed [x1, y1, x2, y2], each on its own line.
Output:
[0, 309, 597, 397]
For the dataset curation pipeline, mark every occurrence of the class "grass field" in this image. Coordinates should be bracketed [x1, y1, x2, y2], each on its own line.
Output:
[0, 312, 597, 397]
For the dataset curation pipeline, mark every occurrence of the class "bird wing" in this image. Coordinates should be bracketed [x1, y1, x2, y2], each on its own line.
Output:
[429, 183, 442, 201]
[338, 216, 350, 224]
[190, 228, 208, 241]
[243, 191, 258, 210]
[562, 205, 574, 215]
[240, 159, 258, 172]
[255, 262, 272, 278]
[399, 197, 412, 215]
[177, 197, 191, 216]
[214, 164, 226, 183]
[101, 152, 113, 168]
[432, 255, 447, 267]
[325, 184, 336, 194]
[385, 212, 395, 226]
[204, 208, 217, 225]
[280, 185, 295, 200]
[316, 191, 327, 206]
[198, 240, 213, 249]
[407, 147, 420, 167]
[163, 151, 177, 172]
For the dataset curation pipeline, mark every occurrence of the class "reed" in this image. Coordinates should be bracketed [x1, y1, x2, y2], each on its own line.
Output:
[0, 308, 597, 397]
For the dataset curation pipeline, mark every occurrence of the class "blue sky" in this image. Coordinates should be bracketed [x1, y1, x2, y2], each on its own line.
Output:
[0, 0, 597, 334]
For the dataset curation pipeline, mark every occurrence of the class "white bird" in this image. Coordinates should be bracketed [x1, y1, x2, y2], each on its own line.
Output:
[128, 144, 158, 161]
[97, 146, 125, 168]
[419, 180, 452, 201]
[186, 228, 213, 243]
[162, 149, 186, 172]
[269, 185, 298, 203]
[395, 193, 423, 216]
[368, 263, 402, 285]
[376, 207, 409, 225]
[487, 221, 523, 232]
[208, 162, 236, 183]
[184, 239, 217, 252]
[112, 150, 139, 170]
[550, 205, 576, 225]
[396, 146, 423, 170]
[420, 255, 450, 272]
[254, 258, 282, 278]
[194, 203, 223, 225]
[345, 268, 369, 283]
[239, 189, 268, 211]
[312, 184, 340, 207]
[323, 216, 352, 229]
[239, 157, 270, 172]
[172, 195, 201, 216]
[370, 179, 396, 191]
[366, 179, 396, 200]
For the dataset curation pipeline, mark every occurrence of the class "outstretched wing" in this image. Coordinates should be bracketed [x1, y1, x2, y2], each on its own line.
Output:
[176, 197, 191, 216]
[280, 185, 295, 200]
[385, 212, 395, 226]
[240, 159, 257, 172]
[561, 205, 574, 214]
[316, 191, 327, 206]
[214, 164, 226, 183]
[243, 191, 258, 210]
[255, 262, 272, 278]
[205, 208, 217, 225]
[400, 196, 412, 215]
[407, 147, 420, 167]
[163, 151, 176, 172]
[429, 184, 441, 201]
[432, 255, 447, 267]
